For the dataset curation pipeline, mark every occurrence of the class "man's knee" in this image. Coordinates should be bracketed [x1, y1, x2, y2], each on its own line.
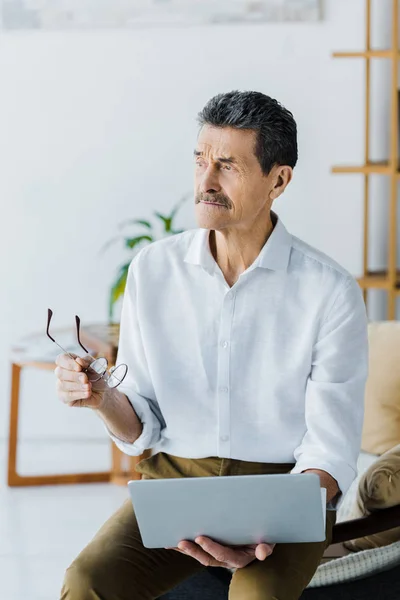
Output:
[229, 566, 306, 600]
[60, 553, 151, 600]
[61, 556, 103, 600]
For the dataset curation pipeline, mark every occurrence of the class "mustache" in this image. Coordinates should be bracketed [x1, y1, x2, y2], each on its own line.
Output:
[195, 192, 231, 208]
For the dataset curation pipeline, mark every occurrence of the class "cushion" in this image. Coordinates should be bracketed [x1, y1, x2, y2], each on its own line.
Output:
[362, 322, 400, 455]
[337, 452, 378, 523]
[344, 444, 400, 551]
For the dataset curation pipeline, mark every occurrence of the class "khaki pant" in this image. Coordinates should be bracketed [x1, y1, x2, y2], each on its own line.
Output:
[61, 452, 336, 600]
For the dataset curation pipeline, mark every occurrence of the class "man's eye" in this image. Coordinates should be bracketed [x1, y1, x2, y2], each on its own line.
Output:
[222, 164, 232, 171]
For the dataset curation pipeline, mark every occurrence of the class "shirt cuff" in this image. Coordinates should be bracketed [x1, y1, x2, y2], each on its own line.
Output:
[106, 425, 151, 457]
[290, 457, 356, 510]
[104, 389, 161, 457]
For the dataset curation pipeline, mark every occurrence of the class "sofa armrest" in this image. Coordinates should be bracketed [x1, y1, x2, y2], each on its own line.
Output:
[331, 503, 400, 544]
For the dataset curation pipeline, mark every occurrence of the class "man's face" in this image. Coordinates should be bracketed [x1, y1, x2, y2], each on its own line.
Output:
[194, 125, 276, 231]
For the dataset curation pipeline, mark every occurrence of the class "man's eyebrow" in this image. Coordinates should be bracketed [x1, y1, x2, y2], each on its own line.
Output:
[193, 150, 237, 164]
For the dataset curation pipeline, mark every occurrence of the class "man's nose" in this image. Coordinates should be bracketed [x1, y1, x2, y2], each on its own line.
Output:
[200, 167, 221, 194]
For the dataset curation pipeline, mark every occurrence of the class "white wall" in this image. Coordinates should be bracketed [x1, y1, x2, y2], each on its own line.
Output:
[0, 1, 395, 453]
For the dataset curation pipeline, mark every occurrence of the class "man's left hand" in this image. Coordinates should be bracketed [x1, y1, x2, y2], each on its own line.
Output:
[166, 536, 275, 569]
[167, 469, 337, 567]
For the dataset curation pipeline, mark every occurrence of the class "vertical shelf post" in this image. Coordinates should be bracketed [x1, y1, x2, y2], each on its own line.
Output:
[363, 0, 372, 306]
[388, 0, 399, 318]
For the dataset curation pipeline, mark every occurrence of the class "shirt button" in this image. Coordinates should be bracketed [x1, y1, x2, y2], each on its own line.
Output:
[220, 435, 229, 442]
[219, 386, 229, 393]
[221, 341, 228, 348]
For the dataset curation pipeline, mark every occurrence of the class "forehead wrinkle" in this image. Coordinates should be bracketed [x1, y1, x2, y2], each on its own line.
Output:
[196, 143, 248, 169]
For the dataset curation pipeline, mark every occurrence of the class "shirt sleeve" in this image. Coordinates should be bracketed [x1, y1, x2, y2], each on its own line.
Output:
[106, 252, 164, 456]
[290, 276, 369, 507]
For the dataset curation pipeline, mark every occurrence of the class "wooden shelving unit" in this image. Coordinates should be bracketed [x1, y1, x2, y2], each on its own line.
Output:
[332, 0, 400, 319]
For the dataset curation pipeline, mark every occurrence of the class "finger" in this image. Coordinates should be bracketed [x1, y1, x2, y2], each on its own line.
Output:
[255, 543, 275, 561]
[76, 355, 93, 369]
[195, 536, 238, 565]
[177, 541, 216, 567]
[57, 379, 91, 394]
[55, 366, 89, 384]
[55, 353, 82, 372]
[59, 389, 92, 405]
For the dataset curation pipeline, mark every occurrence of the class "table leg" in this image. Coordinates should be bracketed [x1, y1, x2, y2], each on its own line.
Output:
[7, 362, 111, 487]
[7, 363, 20, 486]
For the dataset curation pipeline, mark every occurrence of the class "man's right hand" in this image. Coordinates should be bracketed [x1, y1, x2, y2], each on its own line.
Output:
[55, 353, 107, 409]
[55, 353, 144, 445]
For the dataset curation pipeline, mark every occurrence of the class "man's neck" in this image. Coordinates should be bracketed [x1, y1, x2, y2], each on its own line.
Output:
[209, 212, 275, 287]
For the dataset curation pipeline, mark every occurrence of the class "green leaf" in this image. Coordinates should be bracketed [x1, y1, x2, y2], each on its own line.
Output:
[125, 235, 153, 249]
[108, 263, 130, 321]
[118, 219, 153, 230]
[154, 212, 173, 233]
[156, 193, 191, 234]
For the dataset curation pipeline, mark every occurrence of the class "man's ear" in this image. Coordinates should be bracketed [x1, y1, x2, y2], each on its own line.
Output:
[269, 166, 293, 201]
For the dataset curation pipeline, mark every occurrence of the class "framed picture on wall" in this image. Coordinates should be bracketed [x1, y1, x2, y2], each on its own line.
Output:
[0, 1, 323, 31]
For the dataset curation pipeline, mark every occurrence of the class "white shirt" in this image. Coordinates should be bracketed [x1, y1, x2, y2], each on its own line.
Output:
[111, 212, 369, 503]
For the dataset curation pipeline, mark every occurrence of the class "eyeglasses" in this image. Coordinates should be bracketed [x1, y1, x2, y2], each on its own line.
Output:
[46, 308, 128, 390]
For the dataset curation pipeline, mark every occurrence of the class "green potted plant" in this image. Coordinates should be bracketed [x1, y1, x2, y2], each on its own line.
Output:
[101, 193, 190, 323]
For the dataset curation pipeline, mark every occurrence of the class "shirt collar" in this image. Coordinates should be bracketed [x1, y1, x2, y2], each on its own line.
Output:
[184, 211, 292, 273]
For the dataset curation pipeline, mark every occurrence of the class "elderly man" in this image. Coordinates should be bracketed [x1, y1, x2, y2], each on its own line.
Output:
[56, 90, 368, 600]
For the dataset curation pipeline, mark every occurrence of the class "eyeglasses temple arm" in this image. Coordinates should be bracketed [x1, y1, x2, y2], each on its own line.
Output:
[75, 315, 91, 354]
[46, 308, 56, 342]
[47, 308, 83, 364]
[50, 339, 78, 362]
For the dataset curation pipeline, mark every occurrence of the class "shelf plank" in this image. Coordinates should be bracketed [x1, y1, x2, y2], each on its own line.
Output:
[8, 472, 111, 487]
[357, 275, 390, 289]
[332, 162, 393, 175]
[356, 271, 400, 290]
[333, 50, 396, 58]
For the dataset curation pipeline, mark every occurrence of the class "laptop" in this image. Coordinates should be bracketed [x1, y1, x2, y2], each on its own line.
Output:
[128, 472, 328, 549]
